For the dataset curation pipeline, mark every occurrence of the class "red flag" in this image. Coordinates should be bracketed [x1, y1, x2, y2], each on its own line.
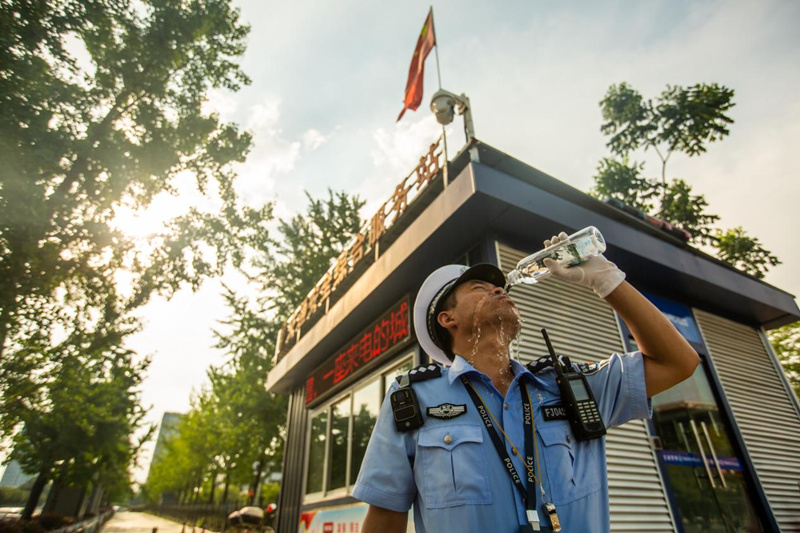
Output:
[397, 9, 436, 121]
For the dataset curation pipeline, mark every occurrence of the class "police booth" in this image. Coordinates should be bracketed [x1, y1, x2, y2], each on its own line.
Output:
[265, 137, 800, 533]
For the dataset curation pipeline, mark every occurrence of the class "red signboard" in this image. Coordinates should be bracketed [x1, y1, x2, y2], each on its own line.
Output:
[305, 298, 410, 404]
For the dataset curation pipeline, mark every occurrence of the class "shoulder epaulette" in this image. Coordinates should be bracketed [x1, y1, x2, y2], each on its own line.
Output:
[576, 360, 607, 375]
[526, 355, 573, 374]
[395, 363, 442, 384]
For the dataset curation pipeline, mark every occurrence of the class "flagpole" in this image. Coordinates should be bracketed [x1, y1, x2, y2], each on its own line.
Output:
[431, 7, 443, 91]
[430, 6, 449, 186]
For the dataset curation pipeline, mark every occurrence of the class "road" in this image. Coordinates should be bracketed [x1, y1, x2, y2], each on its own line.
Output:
[101, 511, 186, 533]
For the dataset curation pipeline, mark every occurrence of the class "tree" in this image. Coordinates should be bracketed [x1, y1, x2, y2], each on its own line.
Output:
[768, 322, 800, 400]
[715, 227, 780, 278]
[0, 0, 265, 362]
[1, 0, 269, 516]
[600, 82, 735, 192]
[258, 190, 366, 319]
[143, 190, 365, 505]
[592, 157, 656, 213]
[1, 316, 153, 519]
[591, 82, 779, 278]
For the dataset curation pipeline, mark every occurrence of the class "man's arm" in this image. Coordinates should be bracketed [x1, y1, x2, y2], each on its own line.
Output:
[605, 281, 699, 397]
[362, 505, 408, 533]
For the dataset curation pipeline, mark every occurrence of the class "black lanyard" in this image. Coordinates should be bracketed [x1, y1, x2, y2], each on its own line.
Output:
[460, 375, 537, 511]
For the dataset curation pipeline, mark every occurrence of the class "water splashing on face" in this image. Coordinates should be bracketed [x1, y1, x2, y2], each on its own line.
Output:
[467, 294, 488, 365]
[495, 314, 515, 390]
[511, 330, 523, 364]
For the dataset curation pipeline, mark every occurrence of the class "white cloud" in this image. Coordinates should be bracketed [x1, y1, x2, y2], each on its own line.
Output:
[203, 88, 239, 120]
[302, 128, 329, 150]
[233, 96, 303, 205]
[371, 115, 444, 174]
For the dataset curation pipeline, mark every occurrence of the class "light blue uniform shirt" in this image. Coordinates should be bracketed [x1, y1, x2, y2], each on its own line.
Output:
[352, 352, 652, 533]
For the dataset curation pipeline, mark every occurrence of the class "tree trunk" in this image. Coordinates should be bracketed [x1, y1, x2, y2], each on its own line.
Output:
[22, 469, 49, 520]
[222, 471, 230, 504]
[249, 460, 264, 506]
[207, 470, 216, 504]
[44, 478, 63, 514]
[179, 482, 190, 505]
[192, 473, 202, 503]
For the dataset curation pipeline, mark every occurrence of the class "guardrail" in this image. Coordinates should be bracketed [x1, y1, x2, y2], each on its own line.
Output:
[49, 510, 115, 533]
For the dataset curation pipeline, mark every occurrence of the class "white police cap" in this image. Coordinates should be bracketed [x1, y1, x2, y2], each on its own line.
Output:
[413, 263, 506, 366]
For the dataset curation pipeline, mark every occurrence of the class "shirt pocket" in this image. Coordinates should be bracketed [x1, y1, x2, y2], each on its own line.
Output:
[539, 422, 602, 505]
[415, 424, 493, 508]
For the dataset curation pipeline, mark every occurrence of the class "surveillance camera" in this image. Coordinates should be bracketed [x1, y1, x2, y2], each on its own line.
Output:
[430, 89, 456, 125]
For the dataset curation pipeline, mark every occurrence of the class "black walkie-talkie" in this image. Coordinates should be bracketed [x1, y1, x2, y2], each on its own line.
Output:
[541, 328, 606, 441]
[391, 374, 424, 432]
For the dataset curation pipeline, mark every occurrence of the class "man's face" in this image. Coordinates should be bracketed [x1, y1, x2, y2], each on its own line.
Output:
[439, 279, 521, 341]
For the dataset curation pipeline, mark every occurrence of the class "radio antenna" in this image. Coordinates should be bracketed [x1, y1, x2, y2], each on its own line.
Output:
[541, 328, 564, 376]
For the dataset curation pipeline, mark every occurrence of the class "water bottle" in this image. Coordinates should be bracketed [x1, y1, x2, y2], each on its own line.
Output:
[505, 226, 606, 289]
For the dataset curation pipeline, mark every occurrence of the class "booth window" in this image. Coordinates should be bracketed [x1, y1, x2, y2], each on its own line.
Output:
[304, 355, 414, 498]
[306, 410, 328, 494]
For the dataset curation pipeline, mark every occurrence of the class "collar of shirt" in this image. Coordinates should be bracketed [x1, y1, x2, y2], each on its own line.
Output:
[448, 355, 561, 395]
[447, 355, 533, 387]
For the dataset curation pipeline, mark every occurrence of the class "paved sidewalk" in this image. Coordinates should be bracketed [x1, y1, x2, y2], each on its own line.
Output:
[101, 511, 186, 533]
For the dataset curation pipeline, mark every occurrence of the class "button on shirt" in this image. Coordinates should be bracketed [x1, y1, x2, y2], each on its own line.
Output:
[352, 352, 652, 533]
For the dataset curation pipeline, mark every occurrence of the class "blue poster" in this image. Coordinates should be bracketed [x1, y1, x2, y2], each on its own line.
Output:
[642, 292, 702, 345]
[659, 450, 742, 471]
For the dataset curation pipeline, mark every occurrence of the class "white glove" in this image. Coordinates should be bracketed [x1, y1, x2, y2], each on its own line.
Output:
[542, 232, 626, 298]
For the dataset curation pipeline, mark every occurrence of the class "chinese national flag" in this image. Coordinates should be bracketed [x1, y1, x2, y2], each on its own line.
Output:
[397, 8, 436, 121]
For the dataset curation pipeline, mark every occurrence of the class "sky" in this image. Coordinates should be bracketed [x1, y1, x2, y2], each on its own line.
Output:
[9, 0, 796, 484]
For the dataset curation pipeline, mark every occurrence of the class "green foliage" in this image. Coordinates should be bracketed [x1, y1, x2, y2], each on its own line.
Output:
[0, 0, 264, 517]
[593, 82, 779, 279]
[259, 190, 366, 319]
[768, 321, 800, 400]
[590, 157, 656, 212]
[0, 486, 30, 506]
[658, 179, 720, 245]
[715, 227, 780, 280]
[2, 316, 154, 516]
[601, 82, 735, 175]
[260, 482, 280, 506]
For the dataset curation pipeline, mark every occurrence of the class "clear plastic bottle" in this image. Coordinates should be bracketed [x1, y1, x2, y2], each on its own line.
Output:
[505, 226, 606, 289]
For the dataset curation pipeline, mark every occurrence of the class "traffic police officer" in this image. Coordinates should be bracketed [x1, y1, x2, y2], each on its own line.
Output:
[353, 232, 700, 532]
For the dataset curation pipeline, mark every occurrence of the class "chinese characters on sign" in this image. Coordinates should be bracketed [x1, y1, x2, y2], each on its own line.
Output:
[305, 299, 410, 404]
[276, 138, 442, 356]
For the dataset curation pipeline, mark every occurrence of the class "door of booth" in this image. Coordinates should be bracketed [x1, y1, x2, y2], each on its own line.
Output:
[650, 359, 766, 532]
[617, 293, 770, 533]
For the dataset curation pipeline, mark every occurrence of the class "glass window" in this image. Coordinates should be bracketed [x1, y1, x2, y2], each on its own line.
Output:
[350, 377, 381, 483]
[303, 353, 414, 499]
[328, 397, 351, 490]
[305, 410, 328, 494]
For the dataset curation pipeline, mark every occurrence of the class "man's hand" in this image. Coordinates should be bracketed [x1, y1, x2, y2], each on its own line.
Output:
[362, 505, 407, 533]
[542, 232, 626, 298]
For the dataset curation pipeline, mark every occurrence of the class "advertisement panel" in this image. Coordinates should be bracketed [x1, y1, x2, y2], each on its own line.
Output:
[299, 504, 414, 533]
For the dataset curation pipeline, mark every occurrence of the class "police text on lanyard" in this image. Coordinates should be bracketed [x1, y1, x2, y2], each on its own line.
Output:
[460, 376, 553, 533]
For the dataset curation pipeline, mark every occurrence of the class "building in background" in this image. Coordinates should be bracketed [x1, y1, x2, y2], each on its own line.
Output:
[0, 459, 34, 489]
[265, 136, 800, 533]
[145, 412, 185, 485]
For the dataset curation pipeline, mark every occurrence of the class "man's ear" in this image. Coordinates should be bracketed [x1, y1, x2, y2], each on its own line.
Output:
[437, 309, 457, 331]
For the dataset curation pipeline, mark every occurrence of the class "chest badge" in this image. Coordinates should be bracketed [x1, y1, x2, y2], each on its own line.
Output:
[427, 403, 467, 420]
[541, 404, 569, 421]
